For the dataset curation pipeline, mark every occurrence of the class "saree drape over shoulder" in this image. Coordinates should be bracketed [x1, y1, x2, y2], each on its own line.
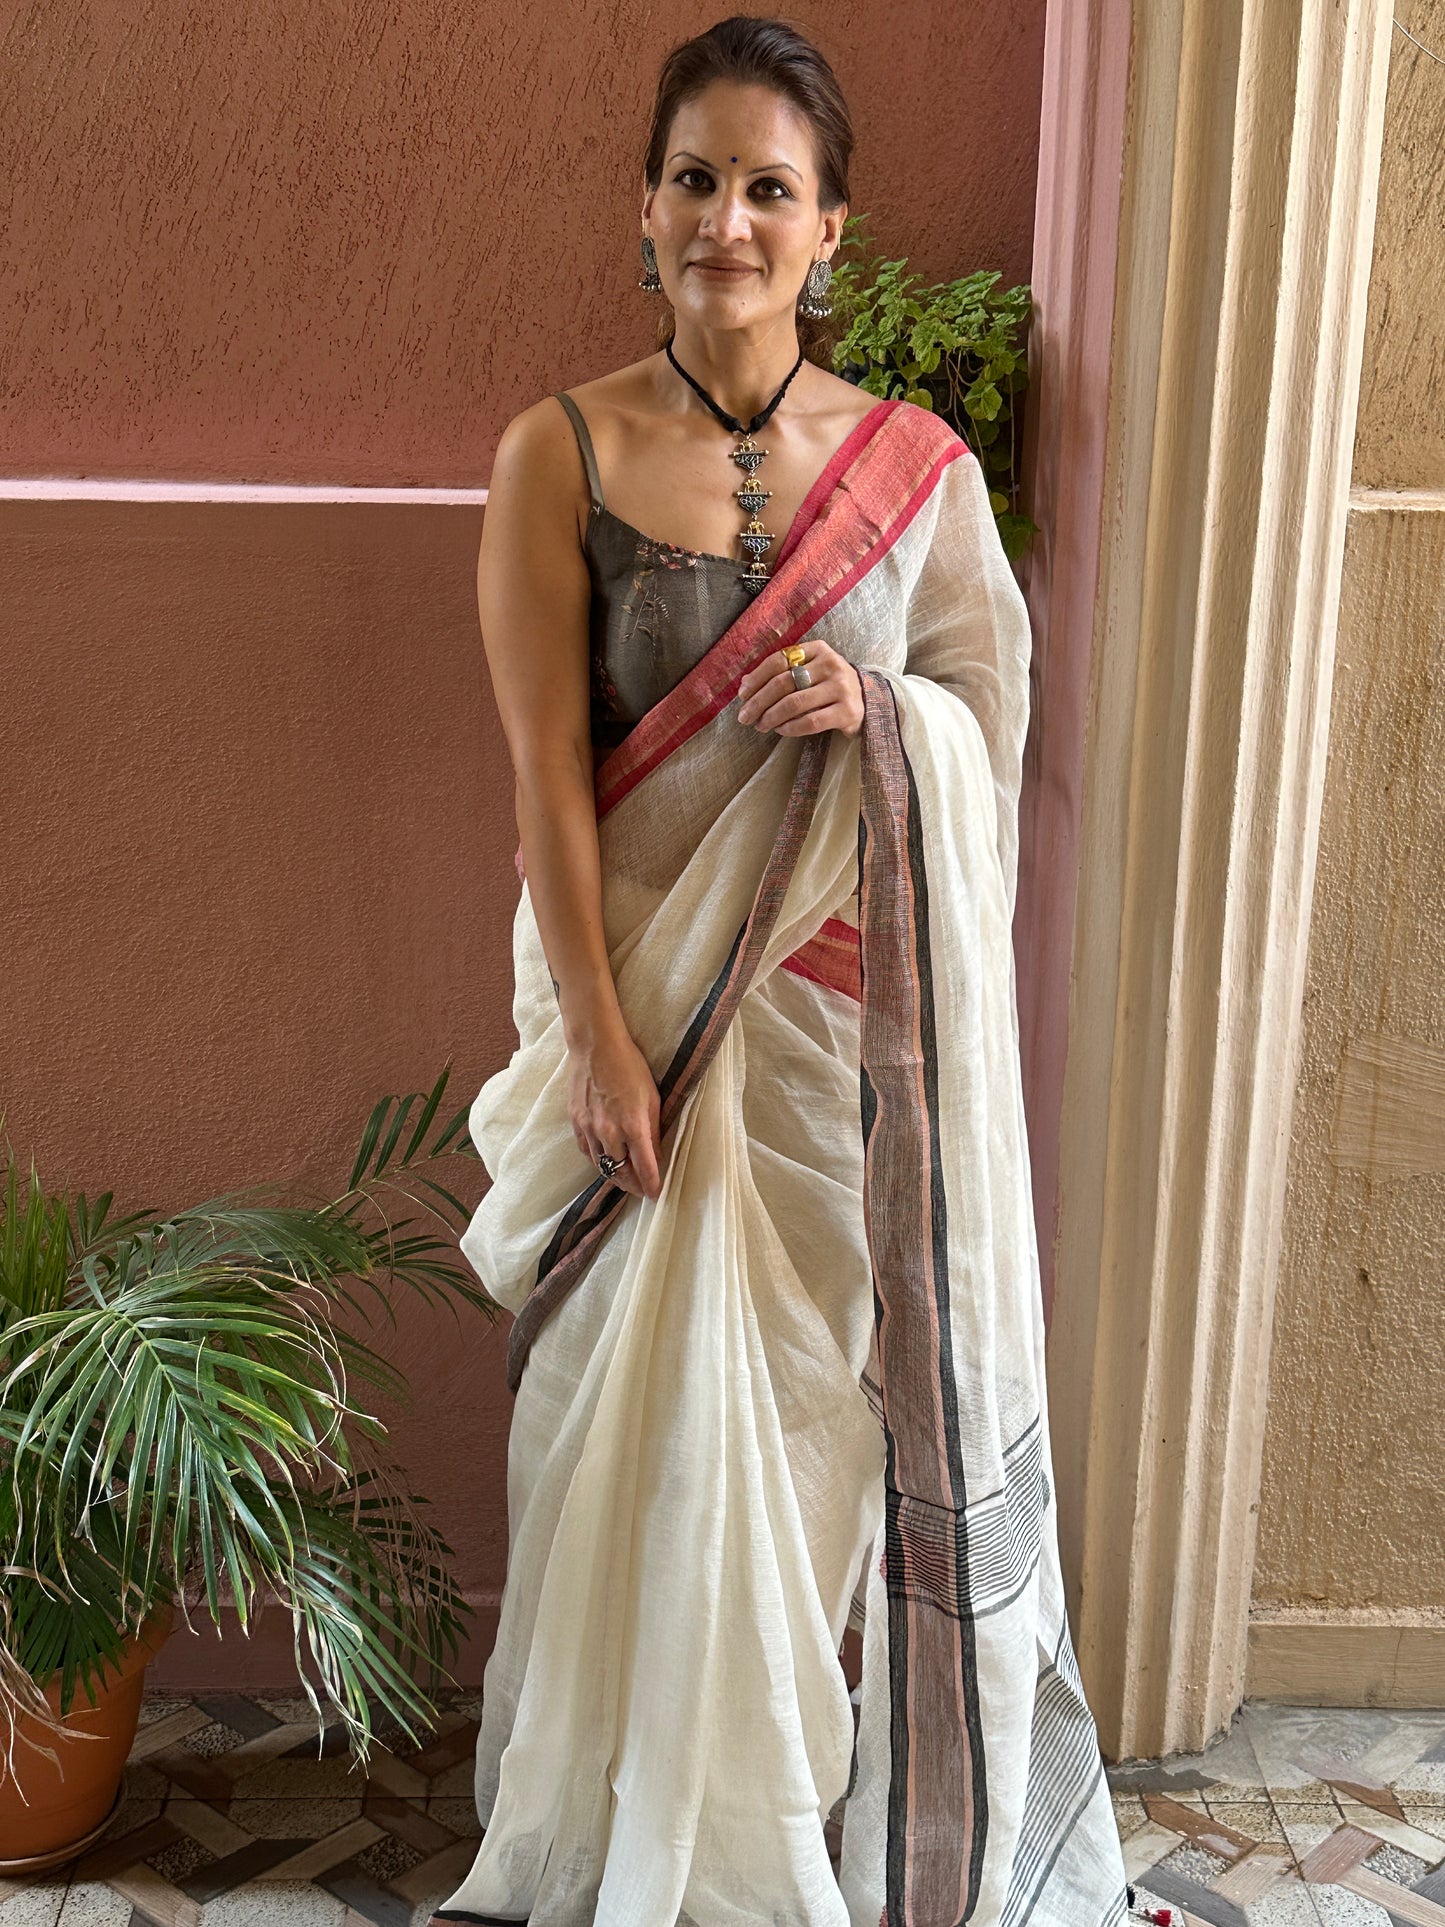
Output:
[438, 400, 1129, 1927]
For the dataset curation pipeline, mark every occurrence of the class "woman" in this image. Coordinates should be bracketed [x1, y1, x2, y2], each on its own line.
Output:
[433, 18, 1129, 1927]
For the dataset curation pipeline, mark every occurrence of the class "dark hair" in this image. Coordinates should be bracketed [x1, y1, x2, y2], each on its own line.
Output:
[642, 16, 853, 367]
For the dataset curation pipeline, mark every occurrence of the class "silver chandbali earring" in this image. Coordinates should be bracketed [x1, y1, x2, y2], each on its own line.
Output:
[638, 233, 663, 293]
[798, 256, 833, 320]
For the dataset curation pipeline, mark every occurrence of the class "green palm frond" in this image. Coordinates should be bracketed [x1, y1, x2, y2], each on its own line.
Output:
[0, 1062, 496, 1766]
[267, 1451, 471, 1763]
[1, 1266, 366, 1607]
[0, 1160, 73, 1322]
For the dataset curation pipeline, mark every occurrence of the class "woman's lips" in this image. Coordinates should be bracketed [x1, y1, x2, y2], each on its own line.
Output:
[690, 261, 757, 276]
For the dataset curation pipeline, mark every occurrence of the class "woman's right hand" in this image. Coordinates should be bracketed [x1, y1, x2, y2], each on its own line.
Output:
[566, 1020, 664, 1201]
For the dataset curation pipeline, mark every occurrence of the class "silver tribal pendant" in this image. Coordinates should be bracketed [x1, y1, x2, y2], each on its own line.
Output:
[731, 435, 776, 595]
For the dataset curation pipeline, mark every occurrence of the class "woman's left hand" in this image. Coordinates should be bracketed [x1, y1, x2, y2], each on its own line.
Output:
[735, 636, 864, 740]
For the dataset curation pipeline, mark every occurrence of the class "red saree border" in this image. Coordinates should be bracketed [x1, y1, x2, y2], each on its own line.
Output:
[507, 399, 907, 886]
[772, 396, 892, 573]
[779, 914, 862, 1002]
[588, 403, 969, 825]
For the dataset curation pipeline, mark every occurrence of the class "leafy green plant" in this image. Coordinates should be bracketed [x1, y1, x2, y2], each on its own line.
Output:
[0, 1065, 496, 1786]
[830, 213, 1038, 561]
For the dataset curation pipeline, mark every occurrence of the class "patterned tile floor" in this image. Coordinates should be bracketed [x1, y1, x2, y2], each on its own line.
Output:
[1112, 1703, 1445, 1926]
[3, 1693, 1445, 1924]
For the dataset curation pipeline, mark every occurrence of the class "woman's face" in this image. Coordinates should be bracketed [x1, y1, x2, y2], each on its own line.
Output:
[642, 80, 843, 335]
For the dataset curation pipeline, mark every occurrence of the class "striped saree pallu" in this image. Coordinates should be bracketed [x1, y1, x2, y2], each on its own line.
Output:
[439, 401, 1129, 1927]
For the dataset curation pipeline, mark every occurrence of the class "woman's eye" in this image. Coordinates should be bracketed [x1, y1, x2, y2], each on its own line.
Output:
[673, 169, 791, 200]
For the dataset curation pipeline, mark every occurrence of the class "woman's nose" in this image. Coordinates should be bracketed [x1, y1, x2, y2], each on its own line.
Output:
[702, 190, 753, 242]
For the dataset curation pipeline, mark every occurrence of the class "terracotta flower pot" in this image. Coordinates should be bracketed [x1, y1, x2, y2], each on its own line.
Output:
[0, 1599, 175, 1874]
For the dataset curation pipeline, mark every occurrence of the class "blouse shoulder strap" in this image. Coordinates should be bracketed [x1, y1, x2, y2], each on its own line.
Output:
[552, 392, 605, 514]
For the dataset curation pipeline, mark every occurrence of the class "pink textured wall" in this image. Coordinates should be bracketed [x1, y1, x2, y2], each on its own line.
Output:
[1015, 0, 1132, 1328]
[2, 2, 1048, 1689]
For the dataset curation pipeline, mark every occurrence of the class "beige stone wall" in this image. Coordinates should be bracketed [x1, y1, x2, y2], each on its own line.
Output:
[1351, 2, 1445, 491]
[1250, 1, 1445, 1695]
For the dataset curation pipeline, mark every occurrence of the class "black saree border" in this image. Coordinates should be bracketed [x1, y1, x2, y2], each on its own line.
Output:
[856, 665, 989, 1926]
[502, 728, 834, 1394]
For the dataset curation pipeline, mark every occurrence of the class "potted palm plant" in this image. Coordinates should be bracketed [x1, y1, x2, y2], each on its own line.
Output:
[0, 1065, 496, 1871]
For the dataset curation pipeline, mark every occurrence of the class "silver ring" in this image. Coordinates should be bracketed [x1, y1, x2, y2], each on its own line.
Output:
[597, 1148, 630, 1179]
[789, 664, 812, 691]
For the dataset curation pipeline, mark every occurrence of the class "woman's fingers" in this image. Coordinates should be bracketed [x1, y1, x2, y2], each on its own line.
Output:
[565, 1008, 666, 1201]
[740, 676, 825, 726]
[756, 688, 836, 732]
[733, 635, 865, 738]
[626, 1129, 662, 1200]
[774, 699, 855, 736]
[582, 1109, 663, 1201]
[736, 636, 856, 732]
[736, 635, 829, 708]
[596, 1131, 661, 1200]
[623, 1093, 663, 1199]
[741, 675, 862, 736]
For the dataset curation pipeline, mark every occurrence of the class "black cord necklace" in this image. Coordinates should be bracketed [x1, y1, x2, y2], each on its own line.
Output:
[665, 339, 806, 596]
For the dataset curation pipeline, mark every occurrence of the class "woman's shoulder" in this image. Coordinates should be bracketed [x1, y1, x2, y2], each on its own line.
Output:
[491, 364, 652, 491]
[494, 386, 592, 460]
[845, 399, 975, 533]
[493, 364, 654, 464]
[549, 359, 659, 421]
[486, 392, 598, 547]
[492, 365, 658, 486]
[886, 396, 974, 462]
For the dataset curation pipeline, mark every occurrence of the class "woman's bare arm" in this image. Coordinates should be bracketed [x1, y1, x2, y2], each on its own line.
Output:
[477, 399, 663, 1199]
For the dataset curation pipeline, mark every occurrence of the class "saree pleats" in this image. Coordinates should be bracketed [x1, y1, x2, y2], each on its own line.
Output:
[439, 410, 1129, 1926]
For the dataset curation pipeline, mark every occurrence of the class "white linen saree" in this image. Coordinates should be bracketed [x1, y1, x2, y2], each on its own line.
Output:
[437, 399, 1129, 1927]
